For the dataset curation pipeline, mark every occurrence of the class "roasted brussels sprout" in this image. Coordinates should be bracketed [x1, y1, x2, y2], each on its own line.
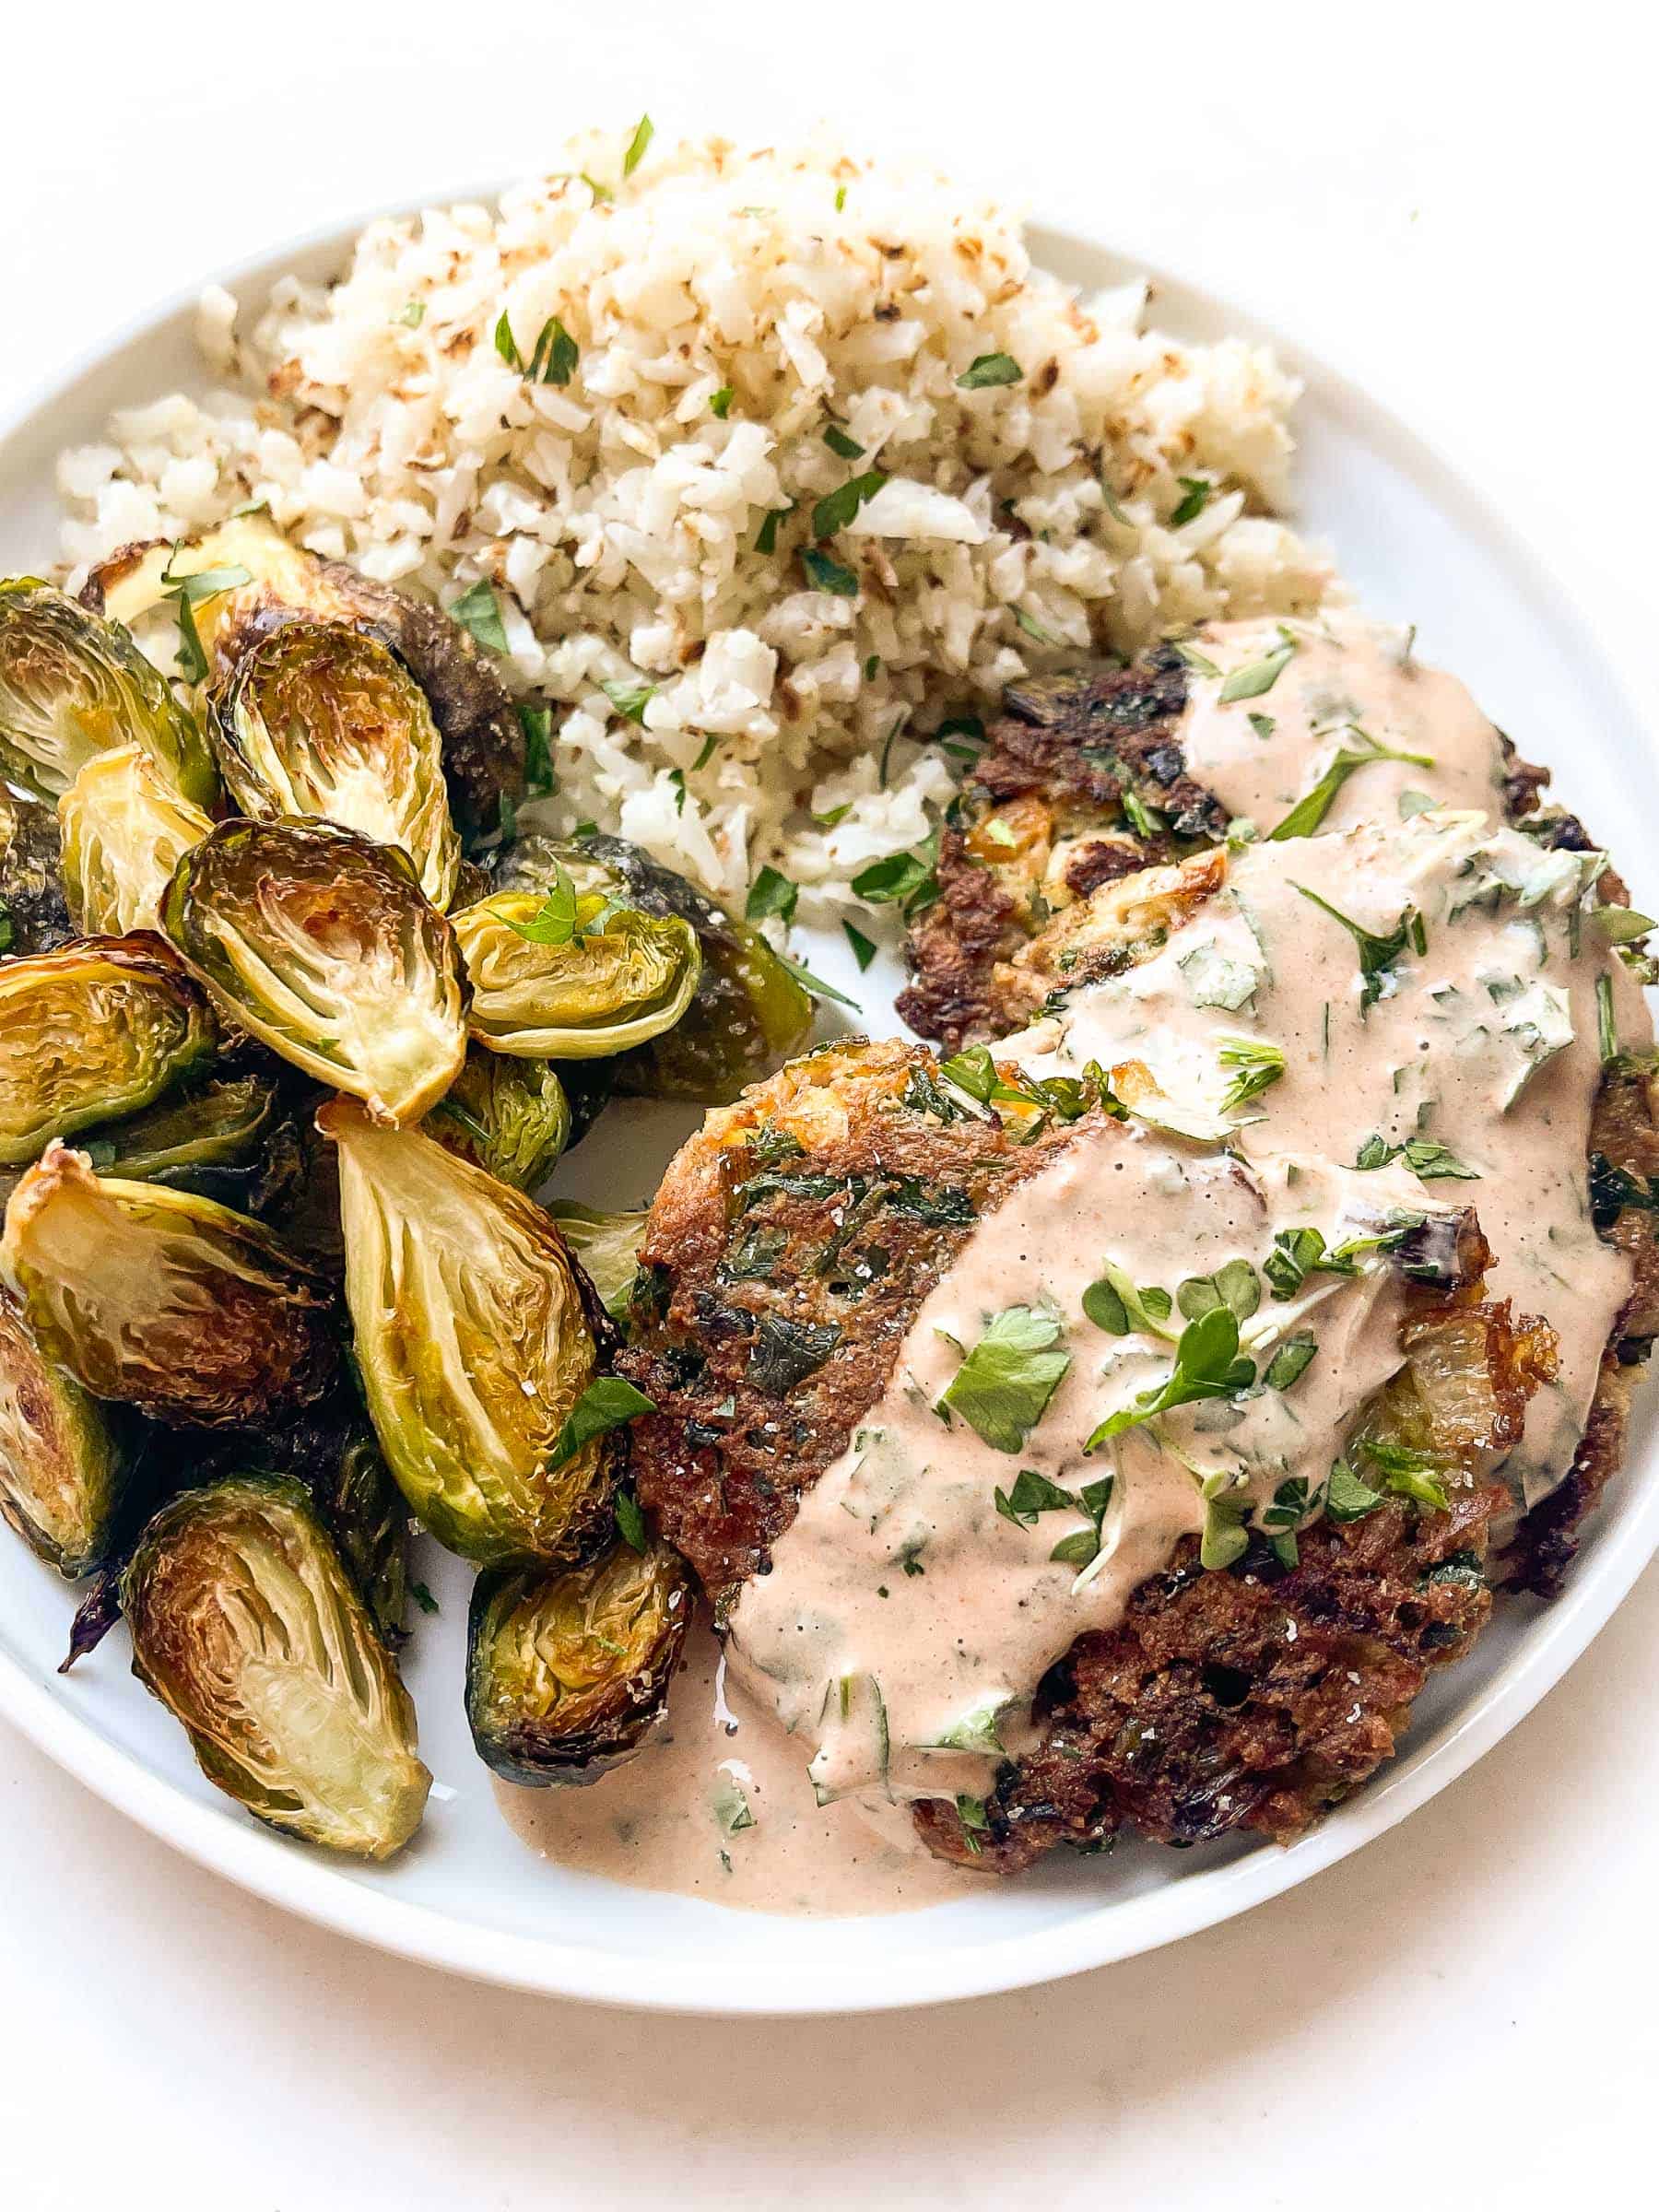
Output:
[0, 935, 218, 1167]
[453, 888, 700, 1061]
[0, 1288, 135, 1577]
[58, 742, 214, 936]
[210, 623, 461, 909]
[77, 1071, 305, 1215]
[497, 832, 813, 1101]
[2, 1144, 337, 1428]
[0, 578, 218, 806]
[85, 515, 525, 844]
[162, 818, 467, 1123]
[466, 1539, 692, 1785]
[0, 786, 73, 958]
[546, 1203, 648, 1322]
[424, 1046, 571, 1191]
[122, 1476, 429, 1857]
[323, 1099, 623, 1564]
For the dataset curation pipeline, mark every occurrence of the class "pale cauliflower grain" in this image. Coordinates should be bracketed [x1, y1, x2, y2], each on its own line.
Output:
[55, 134, 1334, 903]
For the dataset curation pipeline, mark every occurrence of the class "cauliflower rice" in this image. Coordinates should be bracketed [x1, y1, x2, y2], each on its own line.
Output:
[56, 130, 1336, 918]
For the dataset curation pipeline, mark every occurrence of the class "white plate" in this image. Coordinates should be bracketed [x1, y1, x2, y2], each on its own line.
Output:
[2, 209, 1656, 2018]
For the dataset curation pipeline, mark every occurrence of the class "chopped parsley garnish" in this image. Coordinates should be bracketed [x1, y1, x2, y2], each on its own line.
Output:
[710, 386, 735, 418]
[398, 300, 427, 328]
[842, 921, 877, 971]
[1085, 1305, 1256, 1450]
[1176, 1258, 1261, 1324]
[852, 832, 939, 916]
[954, 1794, 990, 1850]
[1170, 477, 1213, 527]
[994, 1466, 1077, 1528]
[500, 865, 578, 945]
[822, 422, 865, 459]
[1261, 1475, 1313, 1568]
[957, 352, 1023, 389]
[1292, 883, 1425, 1011]
[813, 803, 853, 829]
[408, 1580, 440, 1615]
[1198, 1472, 1252, 1570]
[613, 1488, 649, 1553]
[1218, 632, 1299, 703]
[517, 703, 556, 797]
[1268, 725, 1436, 841]
[1081, 1264, 1175, 1339]
[1597, 973, 1619, 1065]
[158, 548, 253, 683]
[547, 1378, 657, 1474]
[1264, 1333, 1318, 1392]
[834, 183, 849, 212]
[812, 469, 886, 539]
[1324, 1458, 1383, 1523]
[1122, 788, 1166, 841]
[1012, 605, 1060, 647]
[713, 1773, 755, 1836]
[668, 769, 688, 814]
[1248, 712, 1276, 741]
[1217, 1035, 1286, 1112]
[600, 676, 656, 724]
[937, 1306, 1071, 1453]
[774, 948, 860, 1008]
[450, 578, 509, 654]
[940, 1043, 1090, 1126]
[801, 547, 860, 596]
[623, 112, 654, 176]
[1354, 1134, 1479, 1182]
[1171, 640, 1222, 679]
[494, 311, 579, 386]
[1262, 1221, 1405, 1298]
[1592, 905, 1655, 944]
[1589, 1150, 1659, 1229]
[1355, 1437, 1450, 1512]
[745, 865, 798, 925]
[755, 502, 794, 554]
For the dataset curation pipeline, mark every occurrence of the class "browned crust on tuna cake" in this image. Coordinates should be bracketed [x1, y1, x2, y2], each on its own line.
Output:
[618, 1039, 1086, 1607]
[897, 648, 1226, 1049]
[914, 1486, 1505, 1871]
[1503, 1063, 1659, 1594]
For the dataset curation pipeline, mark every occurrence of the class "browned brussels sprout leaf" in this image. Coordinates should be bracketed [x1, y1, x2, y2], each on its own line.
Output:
[0, 934, 218, 1167]
[210, 623, 461, 908]
[496, 832, 812, 1102]
[0, 1288, 135, 1577]
[423, 1046, 571, 1191]
[84, 515, 525, 845]
[323, 1098, 625, 1564]
[467, 1539, 692, 1786]
[0, 785, 74, 958]
[122, 1476, 429, 1857]
[161, 818, 467, 1123]
[58, 741, 214, 935]
[76, 1071, 306, 1216]
[1, 1143, 337, 1427]
[453, 888, 700, 1060]
[545, 1202, 648, 1322]
[0, 576, 218, 806]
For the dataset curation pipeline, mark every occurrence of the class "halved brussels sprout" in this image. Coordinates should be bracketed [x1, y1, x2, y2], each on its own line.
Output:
[424, 1046, 571, 1191]
[466, 1538, 692, 1785]
[453, 888, 700, 1061]
[497, 832, 813, 1102]
[78, 1071, 305, 1215]
[161, 818, 467, 1123]
[58, 742, 214, 936]
[0, 1288, 134, 1577]
[210, 623, 461, 909]
[0, 935, 218, 1167]
[322, 1098, 619, 1563]
[546, 1203, 648, 1322]
[0, 578, 218, 806]
[85, 515, 525, 845]
[2, 1143, 337, 1427]
[122, 1476, 429, 1857]
[0, 785, 73, 958]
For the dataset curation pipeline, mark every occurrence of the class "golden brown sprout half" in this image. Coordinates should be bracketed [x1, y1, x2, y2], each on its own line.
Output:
[122, 1477, 429, 1858]
[161, 818, 467, 1124]
[453, 889, 700, 1060]
[0, 1288, 134, 1577]
[2, 1144, 338, 1428]
[58, 742, 215, 936]
[0, 934, 218, 1168]
[322, 1100, 628, 1564]
[466, 1540, 693, 1786]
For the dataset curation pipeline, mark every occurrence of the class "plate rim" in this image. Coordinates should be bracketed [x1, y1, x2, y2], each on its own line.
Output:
[1, 195, 1655, 2017]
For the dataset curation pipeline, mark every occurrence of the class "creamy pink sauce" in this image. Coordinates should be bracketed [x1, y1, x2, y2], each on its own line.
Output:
[505, 618, 1651, 1915]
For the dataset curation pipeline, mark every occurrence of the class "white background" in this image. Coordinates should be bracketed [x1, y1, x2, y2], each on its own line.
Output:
[2, 4, 1654, 2204]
